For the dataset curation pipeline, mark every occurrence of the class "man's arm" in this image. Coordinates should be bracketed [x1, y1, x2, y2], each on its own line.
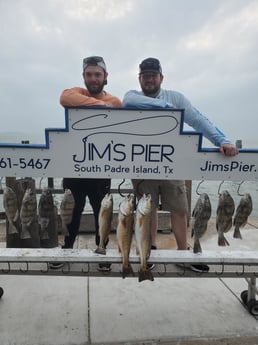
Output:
[123, 90, 238, 156]
[60, 87, 107, 107]
[123, 90, 173, 109]
[177, 98, 239, 156]
[124, 90, 231, 146]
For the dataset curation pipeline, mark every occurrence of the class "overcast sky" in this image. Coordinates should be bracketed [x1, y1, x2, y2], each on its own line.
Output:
[1, 0, 258, 147]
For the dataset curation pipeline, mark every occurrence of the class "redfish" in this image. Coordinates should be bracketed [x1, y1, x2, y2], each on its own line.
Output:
[135, 193, 153, 282]
[95, 193, 113, 255]
[116, 193, 135, 278]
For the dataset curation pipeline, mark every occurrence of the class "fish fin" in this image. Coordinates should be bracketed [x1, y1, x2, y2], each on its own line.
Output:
[233, 227, 242, 239]
[191, 228, 194, 238]
[138, 268, 154, 282]
[14, 210, 19, 222]
[95, 247, 106, 255]
[193, 239, 202, 253]
[218, 234, 230, 246]
[7, 221, 19, 234]
[121, 264, 134, 278]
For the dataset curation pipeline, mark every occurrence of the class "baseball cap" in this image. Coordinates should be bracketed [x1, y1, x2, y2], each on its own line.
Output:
[139, 57, 162, 74]
[83, 56, 107, 72]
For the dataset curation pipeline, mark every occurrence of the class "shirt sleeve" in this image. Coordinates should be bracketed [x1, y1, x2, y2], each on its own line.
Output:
[123, 90, 231, 147]
[177, 94, 231, 146]
[123, 90, 173, 109]
[60, 87, 107, 107]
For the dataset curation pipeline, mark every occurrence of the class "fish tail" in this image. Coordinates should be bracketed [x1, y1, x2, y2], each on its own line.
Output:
[96, 235, 109, 253]
[138, 268, 154, 282]
[20, 225, 32, 239]
[61, 223, 69, 236]
[218, 233, 230, 246]
[193, 239, 202, 253]
[40, 228, 49, 240]
[233, 226, 242, 239]
[94, 247, 106, 255]
[121, 264, 134, 278]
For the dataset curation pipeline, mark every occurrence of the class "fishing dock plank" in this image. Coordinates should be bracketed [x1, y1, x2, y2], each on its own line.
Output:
[1, 248, 258, 263]
[0, 248, 258, 278]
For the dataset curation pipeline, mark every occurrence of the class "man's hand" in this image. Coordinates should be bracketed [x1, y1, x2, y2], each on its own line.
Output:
[219, 144, 239, 156]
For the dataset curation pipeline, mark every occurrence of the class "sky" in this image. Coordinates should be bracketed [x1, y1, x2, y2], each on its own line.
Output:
[0, 0, 258, 147]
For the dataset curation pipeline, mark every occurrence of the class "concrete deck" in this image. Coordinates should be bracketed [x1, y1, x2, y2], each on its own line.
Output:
[0, 219, 258, 345]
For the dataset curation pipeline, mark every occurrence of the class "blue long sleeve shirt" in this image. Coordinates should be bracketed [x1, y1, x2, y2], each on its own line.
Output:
[123, 89, 231, 147]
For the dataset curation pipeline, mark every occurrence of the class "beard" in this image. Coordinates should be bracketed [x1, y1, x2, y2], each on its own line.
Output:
[141, 83, 160, 97]
[85, 80, 106, 94]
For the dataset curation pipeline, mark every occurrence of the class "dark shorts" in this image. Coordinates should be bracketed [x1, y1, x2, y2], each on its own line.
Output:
[62, 178, 111, 195]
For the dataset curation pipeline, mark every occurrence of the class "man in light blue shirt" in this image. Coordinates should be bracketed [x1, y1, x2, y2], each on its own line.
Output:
[123, 57, 238, 272]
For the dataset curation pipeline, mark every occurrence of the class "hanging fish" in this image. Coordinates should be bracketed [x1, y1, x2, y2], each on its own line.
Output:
[3, 186, 19, 234]
[60, 189, 75, 235]
[135, 193, 153, 282]
[233, 193, 253, 239]
[38, 188, 54, 240]
[20, 188, 37, 239]
[95, 193, 113, 255]
[116, 193, 135, 278]
[216, 190, 235, 246]
[191, 193, 211, 253]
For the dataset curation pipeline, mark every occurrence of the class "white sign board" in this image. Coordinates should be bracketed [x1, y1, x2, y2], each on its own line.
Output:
[0, 107, 258, 181]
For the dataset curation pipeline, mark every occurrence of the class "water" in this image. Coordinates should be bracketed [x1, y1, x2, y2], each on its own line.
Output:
[1, 177, 258, 218]
[191, 180, 258, 217]
[0, 177, 133, 213]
